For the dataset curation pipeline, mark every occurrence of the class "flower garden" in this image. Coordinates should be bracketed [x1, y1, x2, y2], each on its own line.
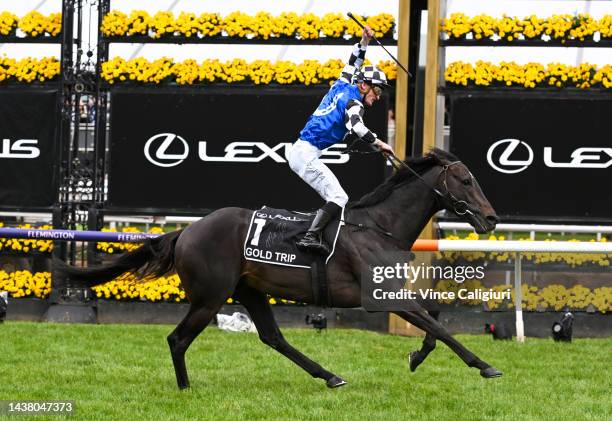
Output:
[100, 11, 395, 40]
[0, 223, 609, 313]
[440, 13, 612, 89]
[0, 7, 610, 313]
[445, 61, 612, 89]
[1, 267, 609, 313]
[0, 56, 61, 83]
[0, 9, 610, 89]
[100, 56, 398, 85]
[3, 54, 610, 89]
[441, 13, 612, 42]
[0, 11, 61, 37]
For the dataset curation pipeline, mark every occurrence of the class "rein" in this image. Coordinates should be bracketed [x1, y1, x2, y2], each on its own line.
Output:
[341, 140, 478, 244]
[340, 213, 407, 249]
[344, 140, 474, 217]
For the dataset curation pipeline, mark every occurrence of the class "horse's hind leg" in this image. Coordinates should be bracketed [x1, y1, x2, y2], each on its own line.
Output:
[233, 283, 346, 388]
[394, 310, 502, 378]
[167, 304, 220, 390]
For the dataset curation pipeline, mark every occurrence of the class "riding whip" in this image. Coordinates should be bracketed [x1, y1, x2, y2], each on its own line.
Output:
[347, 12, 412, 77]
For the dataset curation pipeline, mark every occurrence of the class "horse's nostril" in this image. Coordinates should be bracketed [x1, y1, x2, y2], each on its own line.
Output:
[486, 215, 500, 225]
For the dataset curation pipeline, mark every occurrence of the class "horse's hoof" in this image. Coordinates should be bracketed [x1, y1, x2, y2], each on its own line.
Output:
[408, 351, 421, 372]
[480, 367, 503, 378]
[326, 375, 348, 388]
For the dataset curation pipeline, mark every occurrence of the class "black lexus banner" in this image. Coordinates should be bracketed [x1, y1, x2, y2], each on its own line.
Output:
[450, 96, 611, 221]
[109, 87, 388, 211]
[0, 89, 59, 208]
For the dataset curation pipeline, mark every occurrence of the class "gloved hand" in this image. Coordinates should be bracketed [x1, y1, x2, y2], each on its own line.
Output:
[374, 138, 394, 155]
[361, 25, 374, 46]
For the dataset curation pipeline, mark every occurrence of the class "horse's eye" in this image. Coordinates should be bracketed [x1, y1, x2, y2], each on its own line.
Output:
[462, 179, 471, 186]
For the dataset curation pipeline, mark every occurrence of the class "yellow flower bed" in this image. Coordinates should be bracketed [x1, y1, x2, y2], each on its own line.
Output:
[91, 273, 294, 305]
[0, 11, 18, 36]
[0, 223, 54, 253]
[101, 57, 397, 85]
[445, 61, 612, 89]
[442, 13, 612, 42]
[0, 269, 285, 305]
[0, 270, 52, 299]
[101, 10, 394, 39]
[0, 11, 62, 37]
[96, 226, 165, 254]
[434, 279, 611, 313]
[0, 268, 606, 312]
[438, 232, 610, 267]
[92, 274, 296, 305]
[506, 284, 612, 312]
[0, 56, 61, 83]
[92, 272, 185, 302]
[436, 232, 612, 268]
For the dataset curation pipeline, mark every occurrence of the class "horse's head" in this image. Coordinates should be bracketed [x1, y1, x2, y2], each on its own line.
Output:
[433, 152, 499, 233]
[350, 148, 499, 234]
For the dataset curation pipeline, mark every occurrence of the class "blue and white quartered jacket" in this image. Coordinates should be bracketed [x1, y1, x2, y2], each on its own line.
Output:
[299, 43, 378, 150]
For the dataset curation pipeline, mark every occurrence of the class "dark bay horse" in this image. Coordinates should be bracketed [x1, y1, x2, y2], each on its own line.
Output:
[58, 149, 502, 389]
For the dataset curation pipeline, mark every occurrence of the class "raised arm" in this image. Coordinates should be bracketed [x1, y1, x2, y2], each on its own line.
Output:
[339, 26, 374, 83]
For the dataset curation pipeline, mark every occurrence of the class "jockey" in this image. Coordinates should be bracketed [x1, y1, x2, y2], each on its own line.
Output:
[287, 26, 394, 254]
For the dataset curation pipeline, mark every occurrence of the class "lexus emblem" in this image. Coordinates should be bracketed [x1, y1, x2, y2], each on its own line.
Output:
[487, 139, 534, 174]
[144, 133, 189, 167]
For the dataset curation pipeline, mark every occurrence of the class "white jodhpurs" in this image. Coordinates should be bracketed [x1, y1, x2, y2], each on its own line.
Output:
[286, 139, 349, 207]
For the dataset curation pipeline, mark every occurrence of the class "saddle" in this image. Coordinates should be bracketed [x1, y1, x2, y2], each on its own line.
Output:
[243, 206, 344, 306]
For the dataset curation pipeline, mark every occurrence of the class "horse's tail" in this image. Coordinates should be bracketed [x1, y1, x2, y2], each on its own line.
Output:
[55, 230, 183, 287]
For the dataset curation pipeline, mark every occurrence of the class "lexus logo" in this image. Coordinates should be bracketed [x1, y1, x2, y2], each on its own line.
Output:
[487, 139, 534, 174]
[144, 133, 189, 167]
[0, 139, 40, 159]
[142, 133, 350, 167]
[487, 139, 612, 173]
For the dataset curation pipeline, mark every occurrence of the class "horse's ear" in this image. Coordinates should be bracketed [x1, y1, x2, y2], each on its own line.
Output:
[430, 148, 459, 166]
[428, 149, 446, 166]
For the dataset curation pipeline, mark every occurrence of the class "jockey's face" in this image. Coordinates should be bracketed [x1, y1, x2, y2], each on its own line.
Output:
[359, 82, 382, 106]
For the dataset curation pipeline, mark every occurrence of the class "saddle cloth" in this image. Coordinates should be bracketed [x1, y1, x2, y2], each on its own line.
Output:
[243, 206, 344, 269]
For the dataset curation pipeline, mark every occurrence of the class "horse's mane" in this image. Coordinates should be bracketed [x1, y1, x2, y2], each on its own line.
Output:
[349, 148, 459, 209]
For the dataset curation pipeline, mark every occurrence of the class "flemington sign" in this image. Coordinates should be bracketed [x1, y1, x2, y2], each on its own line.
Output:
[0, 228, 156, 242]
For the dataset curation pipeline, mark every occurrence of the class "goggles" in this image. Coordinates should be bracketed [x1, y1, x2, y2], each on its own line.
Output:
[367, 84, 383, 97]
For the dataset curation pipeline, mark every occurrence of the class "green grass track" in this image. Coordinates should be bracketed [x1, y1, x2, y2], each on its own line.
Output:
[1, 322, 610, 420]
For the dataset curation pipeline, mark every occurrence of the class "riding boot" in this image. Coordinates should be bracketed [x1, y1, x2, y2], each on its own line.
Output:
[296, 202, 341, 254]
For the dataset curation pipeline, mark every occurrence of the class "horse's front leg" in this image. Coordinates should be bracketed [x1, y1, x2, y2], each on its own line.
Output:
[393, 309, 502, 378]
[392, 310, 439, 372]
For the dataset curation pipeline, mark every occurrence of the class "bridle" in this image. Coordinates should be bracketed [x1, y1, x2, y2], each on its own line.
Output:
[340, 146, 481, 245]
[343, 139, 477, 217]
[384, 153, 476, 218]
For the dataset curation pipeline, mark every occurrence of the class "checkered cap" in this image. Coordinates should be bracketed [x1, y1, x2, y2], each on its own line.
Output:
[355, 65, 389, 88]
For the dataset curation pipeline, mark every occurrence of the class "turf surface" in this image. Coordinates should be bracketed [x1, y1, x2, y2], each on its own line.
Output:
[1, 322, 610, 420]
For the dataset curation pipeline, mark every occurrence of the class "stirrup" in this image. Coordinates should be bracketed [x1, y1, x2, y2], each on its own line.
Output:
[296, 232, 331, 254]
